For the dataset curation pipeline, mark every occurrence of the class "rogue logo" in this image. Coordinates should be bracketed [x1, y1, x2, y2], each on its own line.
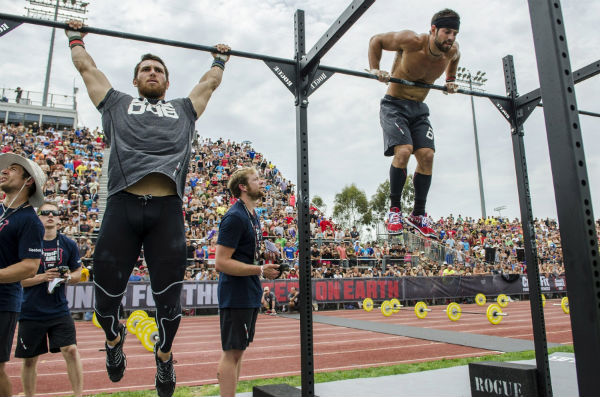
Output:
[273, 66, 293, 87]
[310, 72, 328, 90]
[474, 377, 523, 397]
[495, 102, 510, 120]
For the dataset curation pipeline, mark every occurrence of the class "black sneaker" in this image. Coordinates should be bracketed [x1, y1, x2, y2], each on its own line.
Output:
[155, 344, 176, 397]
[105, 324, 127, 382]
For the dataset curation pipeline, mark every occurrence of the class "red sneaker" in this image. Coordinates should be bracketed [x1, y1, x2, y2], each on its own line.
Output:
[405, 213, 437, 239]
[386, 207, 403, 234]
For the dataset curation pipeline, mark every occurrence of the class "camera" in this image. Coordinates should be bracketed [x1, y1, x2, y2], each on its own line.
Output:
[58, 266, 69, 277]
[276, 264, 289, 279]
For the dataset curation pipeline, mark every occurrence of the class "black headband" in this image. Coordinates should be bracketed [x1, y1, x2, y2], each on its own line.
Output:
[432, 16, 460, 31]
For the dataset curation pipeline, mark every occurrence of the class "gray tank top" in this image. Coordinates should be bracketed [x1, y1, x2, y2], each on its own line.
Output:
[97, 89, 197, 199]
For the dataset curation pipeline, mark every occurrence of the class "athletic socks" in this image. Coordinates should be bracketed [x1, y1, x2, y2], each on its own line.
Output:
[413, 172, 432, 216]
[389, 165, 407, 210]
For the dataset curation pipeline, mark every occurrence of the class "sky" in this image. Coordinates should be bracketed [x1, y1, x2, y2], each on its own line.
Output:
[1, 0, 598, 221]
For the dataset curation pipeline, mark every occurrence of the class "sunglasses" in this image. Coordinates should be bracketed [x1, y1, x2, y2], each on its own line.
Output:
[39, 210, 60, 216]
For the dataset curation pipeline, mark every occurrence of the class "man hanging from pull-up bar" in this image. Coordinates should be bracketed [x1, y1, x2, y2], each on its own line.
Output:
[65, 19, 230, 397]
[368, 8, 461, 239]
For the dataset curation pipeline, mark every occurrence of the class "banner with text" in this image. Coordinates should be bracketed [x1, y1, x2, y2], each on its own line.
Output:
[66, 274, 567, 311]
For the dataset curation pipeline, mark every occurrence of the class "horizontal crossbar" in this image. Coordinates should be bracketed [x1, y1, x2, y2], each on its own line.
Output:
[318, 65, 509, 101]
[537, 103, 600, 118]
[1, 12, 510, 101]
[0, 13, 295, 65]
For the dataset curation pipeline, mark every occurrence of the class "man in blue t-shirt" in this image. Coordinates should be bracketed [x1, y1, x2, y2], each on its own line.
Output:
[16, 201, 83, 397]
[0, 153, 46, 397]
[282, 241, 297, 264]
[215, 167, 279, 397]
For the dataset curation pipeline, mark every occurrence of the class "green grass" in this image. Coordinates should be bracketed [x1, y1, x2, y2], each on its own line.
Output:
[90, 345, 573, 396]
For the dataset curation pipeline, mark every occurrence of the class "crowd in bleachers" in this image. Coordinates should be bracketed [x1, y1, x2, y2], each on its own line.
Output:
[3, 122, 589, 282]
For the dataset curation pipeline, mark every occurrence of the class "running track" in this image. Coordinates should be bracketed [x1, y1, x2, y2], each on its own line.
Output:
[5, 299, 572, 396]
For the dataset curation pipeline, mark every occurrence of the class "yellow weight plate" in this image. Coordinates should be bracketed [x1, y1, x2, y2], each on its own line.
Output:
[363, 297, 374, 312]
[136, 318, 155, 339]
[390, 298, 402, 313]
[561, 297, 569, 314]
[126, 312, 147, 335]
[486, 303, 504, 325]
[138, 320, 157, 343]
[141, 324, 159, 352]
[381, 300, 393, 317]
[130, 310, 148, 319]
[541, 294, 546, 307]
[414, 301, 428, 319]
[92, 312, 101, 328]
[497, 294, 509, 308]
[446, 302, 461, 321]
[475, 293, 486, 306]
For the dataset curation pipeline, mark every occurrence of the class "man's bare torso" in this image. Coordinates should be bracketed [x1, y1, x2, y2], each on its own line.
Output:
[125, 173, 177, 196]
[387, 32, 458, 102]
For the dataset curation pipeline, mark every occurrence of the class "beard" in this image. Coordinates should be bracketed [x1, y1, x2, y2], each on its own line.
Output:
[434, 32, 453, 53]
[247, 187, 265, 201]
[137, 81, 167, 100]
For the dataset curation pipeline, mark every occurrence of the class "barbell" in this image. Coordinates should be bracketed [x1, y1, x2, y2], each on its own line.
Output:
[363, 297, 431, 319]
[552, 296, 569, 314]
[446, 302, 507, 325]
[474, 293, 510, 308]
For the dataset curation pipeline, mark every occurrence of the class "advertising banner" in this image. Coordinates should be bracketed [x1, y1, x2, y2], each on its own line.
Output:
[67, 275, 567, 312]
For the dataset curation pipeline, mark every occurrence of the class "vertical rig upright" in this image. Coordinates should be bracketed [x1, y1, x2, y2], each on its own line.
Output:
[294, 9, 315, 397]
[527, 0, 600, 395]
[496, 55, 553, 397]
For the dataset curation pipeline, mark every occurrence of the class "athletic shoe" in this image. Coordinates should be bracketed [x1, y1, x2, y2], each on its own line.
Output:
[405, 213, 437, 239]
[105, 324, 127, 382]
[386, 207, 403, 234]
[155, 344, 176, 397]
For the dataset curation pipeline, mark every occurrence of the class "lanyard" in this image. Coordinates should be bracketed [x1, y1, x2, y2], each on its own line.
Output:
[0, 202, 29, 224]
[240, 201, 261, 264]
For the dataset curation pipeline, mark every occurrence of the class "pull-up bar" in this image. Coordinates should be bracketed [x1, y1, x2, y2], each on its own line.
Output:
[0, 12, 509, 101]
[0, 13, 295, 65]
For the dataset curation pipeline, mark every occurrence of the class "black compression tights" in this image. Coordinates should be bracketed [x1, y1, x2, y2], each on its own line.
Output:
[93, 191, 186, 353]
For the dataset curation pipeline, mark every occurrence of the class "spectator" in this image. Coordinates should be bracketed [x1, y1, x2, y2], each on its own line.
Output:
[284, 287, 300, 312]
[350, 226, 360, 241]
[15, 87, 23, 103]
[261, 286, 277, 315]
[287, 268, 299, 280]
[16, 201, 84, 397]
[128, 268, 142, 282]
[442, 264, 457, 276]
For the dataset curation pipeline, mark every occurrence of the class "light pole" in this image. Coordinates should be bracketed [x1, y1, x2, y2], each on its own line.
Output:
[25, 0, 89, 107]
[456, 67, 488, 220]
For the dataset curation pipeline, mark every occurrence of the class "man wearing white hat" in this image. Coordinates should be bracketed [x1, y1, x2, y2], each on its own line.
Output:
[0, 152, 46, 397]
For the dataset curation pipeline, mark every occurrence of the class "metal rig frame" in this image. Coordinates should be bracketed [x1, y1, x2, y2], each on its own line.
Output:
[2, 1, 598, 395]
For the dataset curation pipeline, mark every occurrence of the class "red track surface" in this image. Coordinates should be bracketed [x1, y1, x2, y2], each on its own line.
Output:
[5, 299, 572, 396]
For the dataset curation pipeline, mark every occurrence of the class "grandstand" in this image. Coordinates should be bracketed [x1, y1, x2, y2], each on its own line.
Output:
[0, 112, 570, 282]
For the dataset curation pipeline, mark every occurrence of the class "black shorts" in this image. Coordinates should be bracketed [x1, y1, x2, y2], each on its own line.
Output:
[15, 315, 77, 358]
[0, 311, 18, 362]
[380, 95, 435, 156]
[219, 308, 258, 351]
